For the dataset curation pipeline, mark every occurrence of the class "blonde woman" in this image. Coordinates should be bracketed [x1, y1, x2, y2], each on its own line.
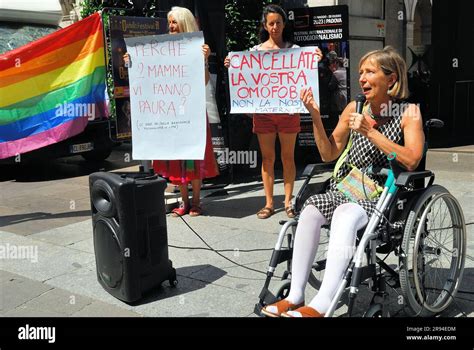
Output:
[262, 46, 424, 317]
[125, 7, 218, 217]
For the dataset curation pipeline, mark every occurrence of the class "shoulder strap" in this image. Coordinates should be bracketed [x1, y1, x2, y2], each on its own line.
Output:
[332, 132, 353, 181]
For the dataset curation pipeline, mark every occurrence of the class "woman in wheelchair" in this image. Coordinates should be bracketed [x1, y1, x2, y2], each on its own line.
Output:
[261, 46, 425, 317]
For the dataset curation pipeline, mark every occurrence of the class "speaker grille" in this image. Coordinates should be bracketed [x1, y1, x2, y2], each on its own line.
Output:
[93, 219, 123, 289]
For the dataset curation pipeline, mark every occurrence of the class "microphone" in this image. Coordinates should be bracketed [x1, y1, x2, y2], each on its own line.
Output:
[355, 94, 366, 115]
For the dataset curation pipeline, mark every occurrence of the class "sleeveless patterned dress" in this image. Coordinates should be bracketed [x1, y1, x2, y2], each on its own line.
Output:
[302, 109, 403, 222]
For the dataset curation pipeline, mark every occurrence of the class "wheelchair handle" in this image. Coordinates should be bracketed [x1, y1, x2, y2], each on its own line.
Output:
[366, 165, 389, 177]
[367, 153, 405, 179]
[387, 152, 406, 179]
[367, 153, 403, 182]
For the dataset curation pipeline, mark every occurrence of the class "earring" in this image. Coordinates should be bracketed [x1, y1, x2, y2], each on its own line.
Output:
[387, 83, 395, 95]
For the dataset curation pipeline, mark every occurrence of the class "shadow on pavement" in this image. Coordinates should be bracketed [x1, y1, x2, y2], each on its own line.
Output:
[0, 210, 92, 228]
[128, 265, 226, 307]
[201, 178, 290, 219]
[203, 194, 286, 219]
[443, 267, 474, 317]
[0, 144, 139, 183]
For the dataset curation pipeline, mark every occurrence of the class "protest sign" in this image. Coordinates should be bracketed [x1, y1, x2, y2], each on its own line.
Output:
[125, 32, 206, 160]
[228, 46, 319, 114]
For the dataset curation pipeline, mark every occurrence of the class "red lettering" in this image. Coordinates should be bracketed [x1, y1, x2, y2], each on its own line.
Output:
[289, 86, 297, 99]
[310, 53, 318, 69]
[240, 55, 251, 69]
[277, 86, 288, 98]
[138, 100, 177, 116]
[296, 70, 308, 85]
[271, 53, 279, 71]
[150, 40, 160, 56]
[139, 100, 151, 113]
[261, 52, 272, 70]
[133, 40, 186, 58]
[231, 73, 247, 86]
[261, 87, 270, 98]
[153, 83, 191, 96]
[229, 54, 241, 69]
[250, 53, 262, 70]
[250, 73, 261, 85]
[167, 101, 176, 116]
[132, 86, 142, 96]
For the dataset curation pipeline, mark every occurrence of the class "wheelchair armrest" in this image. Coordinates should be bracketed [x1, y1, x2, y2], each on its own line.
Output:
[301, 162, 335, 178]
[395, 170, 434, 187]
[425, 118, 444, 130]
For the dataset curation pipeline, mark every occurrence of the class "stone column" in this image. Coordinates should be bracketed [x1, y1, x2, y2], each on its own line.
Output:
[406, 20, 415, 47]
[404, 0, 418, 60]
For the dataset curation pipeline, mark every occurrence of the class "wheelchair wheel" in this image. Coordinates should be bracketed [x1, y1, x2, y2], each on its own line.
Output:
[363, 303, 385, 318]
[270, 279, 291, 300]
[399, 185, 466, 316]
[308, 226, 330, 289]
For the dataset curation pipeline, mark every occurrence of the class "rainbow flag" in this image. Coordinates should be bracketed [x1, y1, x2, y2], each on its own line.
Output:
[0, 13, 107, 159]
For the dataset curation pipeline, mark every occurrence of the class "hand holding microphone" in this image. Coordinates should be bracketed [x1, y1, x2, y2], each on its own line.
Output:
[355, 93, 366, 115]
[349, 94, 372, 136]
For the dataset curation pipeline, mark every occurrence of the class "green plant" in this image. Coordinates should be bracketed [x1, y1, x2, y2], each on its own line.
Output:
[80, 1, 166, 120]
[225, 0, 279, 52]
[81, 1, 138, 119]
[81, 0, 137, 18]
[80, 0, 104, 18]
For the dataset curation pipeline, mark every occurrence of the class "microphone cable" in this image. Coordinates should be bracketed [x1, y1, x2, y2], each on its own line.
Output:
[169, 214, 275, 277]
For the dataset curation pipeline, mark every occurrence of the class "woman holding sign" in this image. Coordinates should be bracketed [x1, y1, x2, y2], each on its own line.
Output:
[225, 4, 322, 219]
[125, 6, 218, 217]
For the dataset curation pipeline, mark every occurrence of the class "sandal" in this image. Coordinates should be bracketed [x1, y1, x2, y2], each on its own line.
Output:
[171, 202, 189, 217]
[281, 306, 324, 318]
[261, 299, 304, 318]
[285, 206, 296, 218]
[257, 207, 274, 219]
[189, 204, 202, 217]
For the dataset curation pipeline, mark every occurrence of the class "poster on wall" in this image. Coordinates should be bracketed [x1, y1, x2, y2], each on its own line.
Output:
[125, 32, 206, 161]
[109, 16, 167, 140]
[288, 5, 349, 155]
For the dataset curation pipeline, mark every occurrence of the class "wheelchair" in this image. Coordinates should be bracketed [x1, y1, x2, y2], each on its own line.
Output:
[255, 119, 467, 317]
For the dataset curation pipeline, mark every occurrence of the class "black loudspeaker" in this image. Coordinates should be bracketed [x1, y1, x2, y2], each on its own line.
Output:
[89, 171, 177, 303]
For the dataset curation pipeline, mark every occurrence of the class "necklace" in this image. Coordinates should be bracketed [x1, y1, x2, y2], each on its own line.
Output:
[367, 103, 383, 120]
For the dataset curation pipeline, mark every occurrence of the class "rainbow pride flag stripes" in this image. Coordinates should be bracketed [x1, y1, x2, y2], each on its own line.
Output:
[0, 13, 107, 159]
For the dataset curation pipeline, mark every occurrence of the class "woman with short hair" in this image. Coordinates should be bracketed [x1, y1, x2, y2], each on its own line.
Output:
[262, 46, 424, 317]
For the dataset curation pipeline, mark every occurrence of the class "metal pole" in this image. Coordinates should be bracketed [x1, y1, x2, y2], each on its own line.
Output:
[140, 160, 153, 174]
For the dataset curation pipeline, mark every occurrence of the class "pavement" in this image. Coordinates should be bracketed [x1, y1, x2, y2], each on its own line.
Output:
[0, 146, 473, 318]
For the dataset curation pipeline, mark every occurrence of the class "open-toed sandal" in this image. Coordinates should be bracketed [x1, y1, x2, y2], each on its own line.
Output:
[285, 206, 296, 218]
[257, 207, 274, 219]
[261, 299, 305, 318]
[281, 306, 324, 318]
[189, 204, 202, 217]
